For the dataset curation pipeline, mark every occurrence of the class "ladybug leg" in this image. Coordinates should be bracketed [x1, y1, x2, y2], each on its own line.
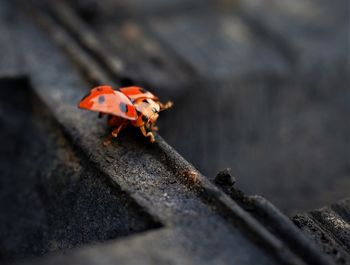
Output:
[108, 116, 129, 137]
[103, 120, 128, 146]
[158, 101, 173, 111]
[111, 121, 129, 138]
[140, 126, 155, 143]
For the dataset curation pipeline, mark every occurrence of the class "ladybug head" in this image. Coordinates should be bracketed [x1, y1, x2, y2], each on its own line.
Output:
[144, 102, 160, 127]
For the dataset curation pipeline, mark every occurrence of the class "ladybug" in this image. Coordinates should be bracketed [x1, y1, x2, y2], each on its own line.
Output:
[78, 85, 173, 144]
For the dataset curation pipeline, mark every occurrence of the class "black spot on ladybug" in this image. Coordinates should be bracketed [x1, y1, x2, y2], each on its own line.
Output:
[96, 87, 103, 91]
[98, 95, 105, 104]
[119, 102, 128, 113]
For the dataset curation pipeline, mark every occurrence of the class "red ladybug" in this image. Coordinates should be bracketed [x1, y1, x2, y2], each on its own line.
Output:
[78, 85, 173, 144]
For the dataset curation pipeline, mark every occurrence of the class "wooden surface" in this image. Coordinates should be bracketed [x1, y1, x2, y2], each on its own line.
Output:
[0, 0, 349, 264]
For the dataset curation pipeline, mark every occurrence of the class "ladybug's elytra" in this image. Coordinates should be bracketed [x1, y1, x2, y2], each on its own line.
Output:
[78, 85, 173, 144]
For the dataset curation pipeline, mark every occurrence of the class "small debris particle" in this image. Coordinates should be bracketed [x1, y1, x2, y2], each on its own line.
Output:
[215, 168, 236, 186]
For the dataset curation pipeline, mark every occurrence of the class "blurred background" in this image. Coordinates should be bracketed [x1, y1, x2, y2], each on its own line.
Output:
[65, 0, 349, 215]
[2, 0, 349, 215]
[0, 0, 349, 263]
[151, 0, 350, 215]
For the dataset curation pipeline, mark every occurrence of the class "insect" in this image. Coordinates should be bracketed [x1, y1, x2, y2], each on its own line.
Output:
[78, 85, 173, 145]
